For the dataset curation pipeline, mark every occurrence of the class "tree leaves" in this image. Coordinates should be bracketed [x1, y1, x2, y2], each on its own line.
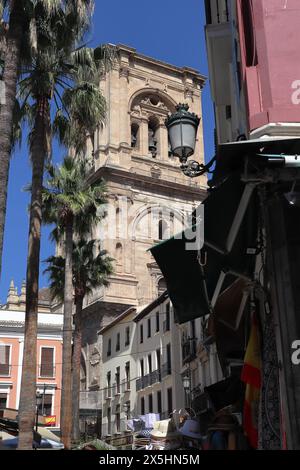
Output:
[44, 238, 114, 302]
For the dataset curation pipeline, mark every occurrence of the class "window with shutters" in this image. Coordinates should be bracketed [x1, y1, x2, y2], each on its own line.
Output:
[141, 396, 145, 415]
[148, 394, 153, 413]
[37, 394, 52, 416]
[157, 390, 162, 414]
[115, 404, 121, 433]
[125, 326, 130, 347]
[0, 344, 11, 376]
[116, 332, 120, 352]
[107, 338, 112, 357]
[40, 347, 54, 378]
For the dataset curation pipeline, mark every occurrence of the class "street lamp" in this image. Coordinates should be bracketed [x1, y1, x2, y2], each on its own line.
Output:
[182, 373, 192, 410]
[166, 103, 215, 178]
[35, 391, 42, 432]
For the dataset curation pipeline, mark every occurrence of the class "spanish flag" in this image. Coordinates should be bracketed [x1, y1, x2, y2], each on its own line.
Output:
[241, 315, 262, 449]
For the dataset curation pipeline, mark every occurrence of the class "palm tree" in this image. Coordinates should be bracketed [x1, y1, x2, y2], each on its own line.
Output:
[0, 0, 94, 277]
[44, 240, 113, 442]
[42, 156, 110, 447]
[16, 4, 112, 450]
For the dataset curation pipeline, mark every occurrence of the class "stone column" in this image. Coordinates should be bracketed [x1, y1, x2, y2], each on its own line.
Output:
[157, 117, 168, 160]
[119, 67, 130, 145]
[140, 113, 149, 156]
[110, 67, 121, 146]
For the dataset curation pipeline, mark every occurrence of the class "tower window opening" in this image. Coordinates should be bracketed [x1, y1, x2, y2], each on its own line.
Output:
[131, 122, 140, 148]
[148, 116, 159, 158]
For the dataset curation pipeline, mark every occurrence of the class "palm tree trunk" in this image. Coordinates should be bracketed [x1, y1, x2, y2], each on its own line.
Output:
[72, 295, 83, 443]
[0, 0, 24, 278]
[60, 218, 74, 449]
[18, 97, 50, 450]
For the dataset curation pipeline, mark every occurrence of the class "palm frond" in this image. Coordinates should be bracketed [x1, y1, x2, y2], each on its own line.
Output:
[44, 237, 114, 303]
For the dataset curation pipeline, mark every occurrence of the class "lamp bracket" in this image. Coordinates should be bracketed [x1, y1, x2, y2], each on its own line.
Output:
[180, 156, 216, 178]
[181, 160, 205, 178]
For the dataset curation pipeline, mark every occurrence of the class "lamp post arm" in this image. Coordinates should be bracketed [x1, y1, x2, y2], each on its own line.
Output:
[181, 156, 216, 178]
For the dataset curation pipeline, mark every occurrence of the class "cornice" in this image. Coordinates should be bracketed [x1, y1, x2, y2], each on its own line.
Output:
[89, 165, 207, 201]
[116, 44, 206, 86]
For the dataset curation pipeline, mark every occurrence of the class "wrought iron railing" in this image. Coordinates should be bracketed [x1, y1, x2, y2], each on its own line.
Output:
[136, 369, 161, 391]
[161, 363, 172, 379]
[181, 339, 197, 365]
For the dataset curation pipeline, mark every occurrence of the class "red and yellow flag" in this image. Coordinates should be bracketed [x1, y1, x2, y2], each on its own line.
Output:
[44, 416, 56, 427]
[241, 315, 262, 449]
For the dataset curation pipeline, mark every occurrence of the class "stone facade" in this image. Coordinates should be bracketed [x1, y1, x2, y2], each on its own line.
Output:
[80, 45, 207, 410]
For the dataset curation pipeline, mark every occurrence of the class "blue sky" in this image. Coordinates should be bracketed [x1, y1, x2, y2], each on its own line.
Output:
[0, 0, 215, 304]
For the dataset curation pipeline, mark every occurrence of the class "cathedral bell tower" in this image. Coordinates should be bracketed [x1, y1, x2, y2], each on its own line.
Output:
[85, 44, 207, 308]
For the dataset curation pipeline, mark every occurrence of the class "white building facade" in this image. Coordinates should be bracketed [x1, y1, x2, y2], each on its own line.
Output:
[98, 291, 225, 440]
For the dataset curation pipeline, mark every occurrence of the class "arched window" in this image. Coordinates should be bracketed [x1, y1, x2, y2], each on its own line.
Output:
[148, 116, 159, 158]
[131, 122, 139, 148]
[158, 278, 167, 296]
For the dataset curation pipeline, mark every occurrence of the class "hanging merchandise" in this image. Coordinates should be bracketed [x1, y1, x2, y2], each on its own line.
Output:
[207, 408, 248, 450]
[149, 419, 182, 450]
[241, 313, 262, 449]
[179, 419, 203, 449]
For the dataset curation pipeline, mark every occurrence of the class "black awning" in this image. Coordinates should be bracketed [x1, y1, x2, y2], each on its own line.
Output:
[204, 376, 245, 412]
[150, 232, 211, 324]
[213, 137, 300, 181]
[150, 173, 257, 324]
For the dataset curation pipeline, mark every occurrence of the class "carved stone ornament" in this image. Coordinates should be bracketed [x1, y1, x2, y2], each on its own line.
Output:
[89, 347, 100, 367]
[89, 377, 100, 390]
[150, 165, 162, 178]
[119, 67, 130, 80]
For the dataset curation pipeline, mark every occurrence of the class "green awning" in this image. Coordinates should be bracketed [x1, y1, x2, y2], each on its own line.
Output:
[150, 173, 257, 324]
[151, 230, 211, 324]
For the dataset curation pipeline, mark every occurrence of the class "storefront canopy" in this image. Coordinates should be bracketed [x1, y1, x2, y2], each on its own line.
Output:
[150, 173, 257, 324]
[213, 137, 300, 181]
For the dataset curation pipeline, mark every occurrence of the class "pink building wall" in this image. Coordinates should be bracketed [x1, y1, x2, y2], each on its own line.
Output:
[0, 337, 19, 409]
[0, 336, 62, 427]
[237, 0, 300, 132]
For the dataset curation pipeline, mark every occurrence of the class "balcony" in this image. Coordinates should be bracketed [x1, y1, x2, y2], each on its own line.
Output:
[136, 369, 161, 391]
[163, 321, 170, 333]
[102, 419, 133, 444]
[121, 379, 131, 393]
[161, 363, 171, 379]
[181, 339, 197, 365]
[79, 390, 101, 410]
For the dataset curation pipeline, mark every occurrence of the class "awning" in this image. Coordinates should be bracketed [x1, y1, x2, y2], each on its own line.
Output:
[150, 231, 211, 324]
[213, 137, 300, 181]
[204, 376, 245, 412]
[150, 173, 257, 324]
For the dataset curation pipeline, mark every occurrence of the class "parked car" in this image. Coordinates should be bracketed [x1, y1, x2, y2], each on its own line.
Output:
[0, 437, 64, 450]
